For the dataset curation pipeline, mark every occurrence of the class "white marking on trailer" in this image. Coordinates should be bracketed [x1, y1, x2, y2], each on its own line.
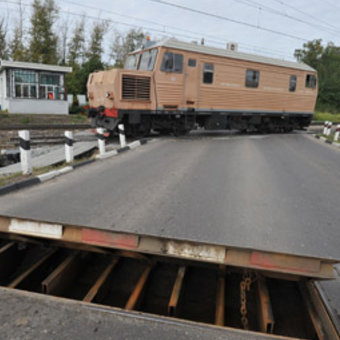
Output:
[9, 219, 63, 239]
[165, 240, 226, 263]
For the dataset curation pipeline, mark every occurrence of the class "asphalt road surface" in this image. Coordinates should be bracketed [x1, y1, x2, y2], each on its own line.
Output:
[0, 132, 339, 260]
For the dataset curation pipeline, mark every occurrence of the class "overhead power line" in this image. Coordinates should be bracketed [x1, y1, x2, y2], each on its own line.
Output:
[0, 0, 295, 60]
[59, 0, 293, 59]
[268, 0, 340, 34]
[238, 0, 340, 36]
[147, 0, 308, 41]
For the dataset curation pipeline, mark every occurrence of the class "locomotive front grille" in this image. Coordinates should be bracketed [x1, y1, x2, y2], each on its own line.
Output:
[122, 75, 151, 101]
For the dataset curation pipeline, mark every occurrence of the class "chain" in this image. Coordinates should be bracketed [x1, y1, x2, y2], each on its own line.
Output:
[240, 270, 253, 330]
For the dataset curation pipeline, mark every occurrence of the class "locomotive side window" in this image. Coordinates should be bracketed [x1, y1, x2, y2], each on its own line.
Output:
[161, 52, 183, 73]
[245, 70, 260, 88]
[289, 75, 297, 92]
[203, 63, 214, 84]
[306, 74, 317, 88]
[139, 49, 158, 71]
[188, 59, 196, 67]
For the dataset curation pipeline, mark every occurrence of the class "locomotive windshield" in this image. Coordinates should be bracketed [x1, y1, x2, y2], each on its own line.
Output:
[139, 49, 158, 71]
[125, 54, 139, 70]
[124, 49, 158, 71]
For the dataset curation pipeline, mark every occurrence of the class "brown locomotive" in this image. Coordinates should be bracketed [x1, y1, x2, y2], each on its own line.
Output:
[87, 38, 317, 135]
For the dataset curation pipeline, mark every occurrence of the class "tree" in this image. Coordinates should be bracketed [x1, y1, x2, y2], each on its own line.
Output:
[58, 16, 70, 65]
[66, 20, 108, 97]
[294, 39, 323, 70]
[67, 18, 85, 67]
[10, 1, 28, 61]
[110, 29, 146, 67]
[0, 18, 9, 60]
[28, 0, 59, 64]
[295, 40, 340, 112]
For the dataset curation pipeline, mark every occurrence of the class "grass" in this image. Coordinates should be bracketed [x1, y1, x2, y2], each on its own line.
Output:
[0, 112, 88, 126]
[316, 131, 340, 144]
[313, 111, 340, 123]
[0, 154, 95, 188]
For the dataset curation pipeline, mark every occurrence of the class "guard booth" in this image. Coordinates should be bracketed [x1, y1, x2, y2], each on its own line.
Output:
[0, 60, 72, 114]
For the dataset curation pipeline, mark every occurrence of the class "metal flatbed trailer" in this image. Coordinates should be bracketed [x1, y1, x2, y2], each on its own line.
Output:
[0, 132, 339, 339]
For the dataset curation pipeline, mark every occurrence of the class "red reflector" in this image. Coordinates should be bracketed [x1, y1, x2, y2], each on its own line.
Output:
[82, 229, 139, 249]
[104, 108, 118, 118]
[250, 251, 320, 273]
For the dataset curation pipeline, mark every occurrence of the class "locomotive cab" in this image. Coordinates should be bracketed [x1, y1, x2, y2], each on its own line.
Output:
[87, 45, 160, 135]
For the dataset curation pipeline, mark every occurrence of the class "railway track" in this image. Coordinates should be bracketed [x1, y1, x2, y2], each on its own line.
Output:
[0, 124, 91, 131]
[0, 232, 336, 340]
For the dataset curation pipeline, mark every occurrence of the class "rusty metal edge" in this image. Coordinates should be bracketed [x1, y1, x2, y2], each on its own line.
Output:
[0, 215, 338, 279]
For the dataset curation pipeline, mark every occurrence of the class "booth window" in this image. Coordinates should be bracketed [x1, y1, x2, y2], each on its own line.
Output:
[245, 70, 260, 88]
[40, 73, 63, 100]
[14, 70, 38, 99]
[11, 69, 64, 100]
[203, 63, 214, 84]
[161, 52, 183, 73]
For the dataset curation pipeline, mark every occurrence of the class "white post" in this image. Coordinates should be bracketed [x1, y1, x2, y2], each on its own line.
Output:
[326, 122, 333, 136]
[334, 124, 340, 142]
[323, 121, 328, 135]
[96, 128, 106, 156]
[18, 130, 32, 175]
[64, 131, 74, 163]
[118, 124, 126, 148]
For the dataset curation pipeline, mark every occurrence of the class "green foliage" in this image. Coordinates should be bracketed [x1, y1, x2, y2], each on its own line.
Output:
[67, 18, 85, 67]
[69, 104, 87, 115]
[295, 40, 340, 112]
[65, 21, 107, 95]
[110, 28, 146, 67]
[10, 2, 28, 61]
[0, 18, 9, 59]
[28, 0, 59, 64]
[11, 26, 28, 61]
[313, 111, 340, 123]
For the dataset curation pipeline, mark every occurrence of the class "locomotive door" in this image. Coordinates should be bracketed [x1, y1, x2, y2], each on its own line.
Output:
[183, 58, 199, 108]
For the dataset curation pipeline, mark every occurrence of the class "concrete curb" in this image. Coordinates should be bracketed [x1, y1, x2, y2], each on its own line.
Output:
[314, 134, 340, 148]
[0, 139, 149, 196]
[96, 139, 148, 160]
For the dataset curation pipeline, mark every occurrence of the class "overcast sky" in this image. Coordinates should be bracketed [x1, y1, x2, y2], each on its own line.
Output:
[1, 0, 340, 62]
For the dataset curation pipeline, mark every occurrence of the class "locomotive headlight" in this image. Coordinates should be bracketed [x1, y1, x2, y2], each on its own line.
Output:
[106, 91, 114, 100]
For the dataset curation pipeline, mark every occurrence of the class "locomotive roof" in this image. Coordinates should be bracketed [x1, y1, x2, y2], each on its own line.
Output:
[141, 38, 315, 72]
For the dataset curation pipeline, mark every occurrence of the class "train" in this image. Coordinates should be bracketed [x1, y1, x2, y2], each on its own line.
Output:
[87, 38, 318, 136]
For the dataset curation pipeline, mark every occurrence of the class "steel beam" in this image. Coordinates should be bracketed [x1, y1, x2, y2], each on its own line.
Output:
[41, 252, 81, 295]
[168, 265, 186, 316]
[83, 257, 119, 303]
[8, 249, 56, 288]
[125, 264, 153, 310]
[257, 276, 275, 333]
[215, 276, 226, 326]
[0, 242, 17, 277]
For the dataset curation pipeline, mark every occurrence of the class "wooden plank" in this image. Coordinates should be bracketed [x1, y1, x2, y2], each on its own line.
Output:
[125, 264, 153, 310]
[83, 257, 119, 302]
[168, 266, 186, 316]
